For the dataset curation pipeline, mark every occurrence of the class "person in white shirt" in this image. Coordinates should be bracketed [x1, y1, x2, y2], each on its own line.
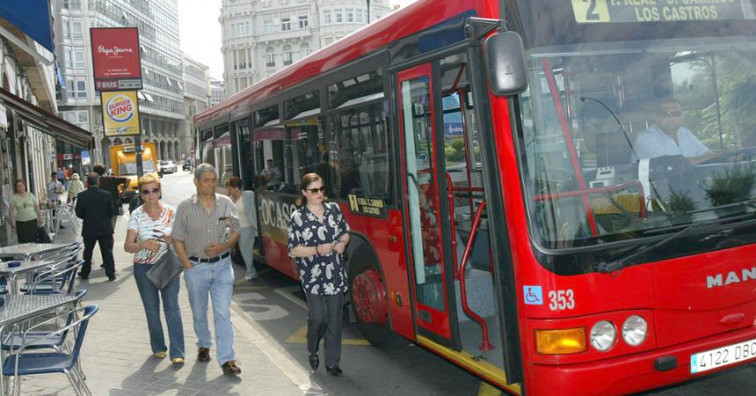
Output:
[46, 171, 65, 228]
[632, 97, 713, 162]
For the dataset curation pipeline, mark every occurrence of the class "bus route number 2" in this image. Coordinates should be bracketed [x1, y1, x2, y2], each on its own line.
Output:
[548, 289, 575, 311]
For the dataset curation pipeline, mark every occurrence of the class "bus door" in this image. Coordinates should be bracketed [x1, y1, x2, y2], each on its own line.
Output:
[398, 63, 458, 347]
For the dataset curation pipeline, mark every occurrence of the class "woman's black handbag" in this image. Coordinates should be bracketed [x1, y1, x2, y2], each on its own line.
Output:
[146, 248, 184, 289]
[35, 226, 52, 243]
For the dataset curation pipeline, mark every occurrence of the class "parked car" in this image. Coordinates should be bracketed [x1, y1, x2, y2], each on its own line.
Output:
[182, 158, 192, 171]
[158, 160, 177, 174]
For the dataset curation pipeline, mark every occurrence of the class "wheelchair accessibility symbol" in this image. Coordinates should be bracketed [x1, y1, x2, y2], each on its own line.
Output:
[523, 285, 543, 305]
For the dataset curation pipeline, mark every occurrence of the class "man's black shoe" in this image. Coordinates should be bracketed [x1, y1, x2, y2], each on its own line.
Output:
[308, 353, 319, 371]
[108, 275, 116, 281]
[326, 366, 343, 376]
[59, 225, 66, 229]
[100, 264, 105, 268]
[197, 347, 211, 362]
[77, 272, 88, 280]
[222, 360, 241, 376]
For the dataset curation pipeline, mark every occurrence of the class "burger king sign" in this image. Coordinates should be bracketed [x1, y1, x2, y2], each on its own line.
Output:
[102, 90, 140, 136]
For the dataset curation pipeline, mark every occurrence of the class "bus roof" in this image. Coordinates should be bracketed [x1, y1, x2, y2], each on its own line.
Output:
[194, 0, 484, 128]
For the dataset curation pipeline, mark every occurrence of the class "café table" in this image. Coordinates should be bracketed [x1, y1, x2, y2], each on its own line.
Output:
[0, 294, 81, 395]
[0, 261, 54, 295]
[0, 243, 75, 261]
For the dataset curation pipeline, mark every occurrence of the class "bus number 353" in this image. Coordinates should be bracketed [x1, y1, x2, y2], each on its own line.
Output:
[548, 289, 575, 311]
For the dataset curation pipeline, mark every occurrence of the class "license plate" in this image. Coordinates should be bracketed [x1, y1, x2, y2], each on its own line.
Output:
[690, 338, 756, 374]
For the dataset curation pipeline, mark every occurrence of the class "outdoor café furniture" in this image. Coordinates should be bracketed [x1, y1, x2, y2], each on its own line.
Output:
[1, 303, 96, 396]
[0, 294, 81, 395]
[0, 243, 76, 261]
[0, 261, 54, 295]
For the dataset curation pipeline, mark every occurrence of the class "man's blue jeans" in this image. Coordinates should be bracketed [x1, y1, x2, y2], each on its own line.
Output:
[183, 258, 236, 366]
[133, 264, 185, 359]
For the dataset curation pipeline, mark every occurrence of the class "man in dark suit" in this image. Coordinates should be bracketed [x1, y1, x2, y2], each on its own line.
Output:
[75, 173, 117, 281]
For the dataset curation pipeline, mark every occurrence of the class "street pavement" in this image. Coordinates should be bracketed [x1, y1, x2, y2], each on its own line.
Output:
[20, 208, 325, 395]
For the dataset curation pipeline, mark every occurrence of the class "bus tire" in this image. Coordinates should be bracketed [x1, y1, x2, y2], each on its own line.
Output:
[349, 257, 402, 348]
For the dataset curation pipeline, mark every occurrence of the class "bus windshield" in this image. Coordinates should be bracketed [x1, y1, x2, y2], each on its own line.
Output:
[119, 160, 156, 175]
[516, 25, 756, 249]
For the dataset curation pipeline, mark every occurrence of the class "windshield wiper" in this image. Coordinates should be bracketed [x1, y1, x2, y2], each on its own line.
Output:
[686, 198, 756, 214]
[595, 215, 739, 273]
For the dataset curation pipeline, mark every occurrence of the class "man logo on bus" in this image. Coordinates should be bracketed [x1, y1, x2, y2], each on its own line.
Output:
[706, 266, 756, 289]
[106, 94, 135, 124]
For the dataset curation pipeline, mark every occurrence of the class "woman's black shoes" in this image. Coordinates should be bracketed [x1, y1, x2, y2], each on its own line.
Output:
[308, 353, 319, 371]
[325, 366, 343, 376]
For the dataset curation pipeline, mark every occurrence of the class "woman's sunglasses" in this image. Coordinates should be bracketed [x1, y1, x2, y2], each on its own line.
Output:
[306, 186, 325, 194]
[141, 187, 161, 195]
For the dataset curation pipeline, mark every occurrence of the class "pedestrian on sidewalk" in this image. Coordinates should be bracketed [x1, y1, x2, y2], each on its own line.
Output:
[288, 172, 350, 376]
[93, 163, 128, 230]
[75, 172, 117, 281]
[47, 171, 65, 229]
[172, 163, 242, 376]
[225, 176, 258, 281]
[8, 179, 43, 243]
[67, 173, 85, 203]
[123, 174, 185, 365]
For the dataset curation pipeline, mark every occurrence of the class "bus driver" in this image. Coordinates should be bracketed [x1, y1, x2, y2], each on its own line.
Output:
[632, 97, 713, 162]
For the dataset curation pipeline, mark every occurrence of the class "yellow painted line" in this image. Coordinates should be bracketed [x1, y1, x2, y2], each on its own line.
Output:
[417, 335, 522, 395]
[286, 324, 371, 346]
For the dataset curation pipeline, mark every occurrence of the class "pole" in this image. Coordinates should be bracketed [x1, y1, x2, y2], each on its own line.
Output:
[366, 0, 371, 24]
[135, 135, 143, 178]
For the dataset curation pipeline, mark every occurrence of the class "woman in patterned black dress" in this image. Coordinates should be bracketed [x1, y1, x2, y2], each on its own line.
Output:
[288, 173, 350, 376]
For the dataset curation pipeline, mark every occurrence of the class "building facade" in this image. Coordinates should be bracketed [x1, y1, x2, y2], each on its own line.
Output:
[209, 78, 225, 106]
[1, 0, 92, 246]
[54, 0, 185, 167]
[181, 53, 210, 164]
[220, 0, 392, 96]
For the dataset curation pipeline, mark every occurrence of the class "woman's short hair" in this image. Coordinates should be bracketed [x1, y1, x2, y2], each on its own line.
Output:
[138, 173, 160, 190]
[225, 176, 243, 189]
[296, 173, 326, 206]
[72, 173, 80, 180]
[14, 179, 25, 189]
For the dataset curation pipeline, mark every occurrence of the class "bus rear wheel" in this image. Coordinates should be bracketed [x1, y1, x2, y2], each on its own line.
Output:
[350, 259, 398, 347]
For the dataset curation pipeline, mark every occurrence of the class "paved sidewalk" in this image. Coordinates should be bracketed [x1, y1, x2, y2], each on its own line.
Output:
[16, 214, 316, 395]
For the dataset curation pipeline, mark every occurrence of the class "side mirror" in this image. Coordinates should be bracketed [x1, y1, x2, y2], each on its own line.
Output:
[484, 31, 528, 96]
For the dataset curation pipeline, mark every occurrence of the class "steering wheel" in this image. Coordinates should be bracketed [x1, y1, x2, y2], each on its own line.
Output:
[696, 147, 756, 165]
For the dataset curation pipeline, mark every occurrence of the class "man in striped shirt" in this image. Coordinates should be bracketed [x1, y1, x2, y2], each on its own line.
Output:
[172, 163, 242, 376]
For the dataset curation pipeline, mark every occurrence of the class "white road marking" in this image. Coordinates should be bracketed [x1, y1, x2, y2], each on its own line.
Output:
[274, 285, 309, 310]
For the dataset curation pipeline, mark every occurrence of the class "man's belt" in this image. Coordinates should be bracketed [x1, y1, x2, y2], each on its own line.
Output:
[189, 252, 230, 263]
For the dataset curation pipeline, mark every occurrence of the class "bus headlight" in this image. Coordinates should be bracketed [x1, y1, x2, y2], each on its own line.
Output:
[622, 315, 648, 346]
[590, 320, 616, 352]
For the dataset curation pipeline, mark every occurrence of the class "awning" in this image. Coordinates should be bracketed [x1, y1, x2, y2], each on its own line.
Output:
[0, 0, 54, 53]
[0, 86, 92, 148]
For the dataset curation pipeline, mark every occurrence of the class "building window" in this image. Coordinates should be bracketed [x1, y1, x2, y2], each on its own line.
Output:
[72, 21, 83, 38]
[346, 8, 354, 23]
[283, 45, 292, 66]
[323, 10, 332, 25]
[64, 50, 73, 69]
[281, 17, 291, 31]
[355, 8, 363, 24]
[300, 42, 310, 58]
[266, 47, 275, 67]
[335, 9, 343, 23]
[298, 15, 308, 29]
[74, 51, 85, 70]
[67, 78, 87, 98]
[263, 19, 275, 33]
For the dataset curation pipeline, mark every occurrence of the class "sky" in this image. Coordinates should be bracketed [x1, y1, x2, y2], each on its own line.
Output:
[178, 0, 418, 80]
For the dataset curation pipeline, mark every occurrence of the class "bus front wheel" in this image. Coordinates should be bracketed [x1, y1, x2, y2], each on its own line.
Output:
[349, 259, 397, 347]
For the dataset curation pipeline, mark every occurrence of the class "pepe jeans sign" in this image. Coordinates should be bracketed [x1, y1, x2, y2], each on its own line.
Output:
[90, 27, 143, 91]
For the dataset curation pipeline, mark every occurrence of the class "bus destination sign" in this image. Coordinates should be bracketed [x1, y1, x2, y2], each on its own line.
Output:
[347, 194, 387, 218]
[571, 0, 756, 23]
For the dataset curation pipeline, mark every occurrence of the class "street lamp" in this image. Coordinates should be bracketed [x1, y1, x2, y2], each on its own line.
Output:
[366, 0, 371, 24]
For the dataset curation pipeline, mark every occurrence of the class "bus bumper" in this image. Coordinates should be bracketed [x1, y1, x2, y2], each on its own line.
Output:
[527, 327, 756, 396]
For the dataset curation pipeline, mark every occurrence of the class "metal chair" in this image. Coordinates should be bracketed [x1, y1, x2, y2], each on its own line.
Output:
[21, 260, 84, 295]
[1, 304, 98, 396]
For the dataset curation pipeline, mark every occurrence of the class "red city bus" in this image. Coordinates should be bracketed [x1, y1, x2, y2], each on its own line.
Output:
[195, 0, 756, 394]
